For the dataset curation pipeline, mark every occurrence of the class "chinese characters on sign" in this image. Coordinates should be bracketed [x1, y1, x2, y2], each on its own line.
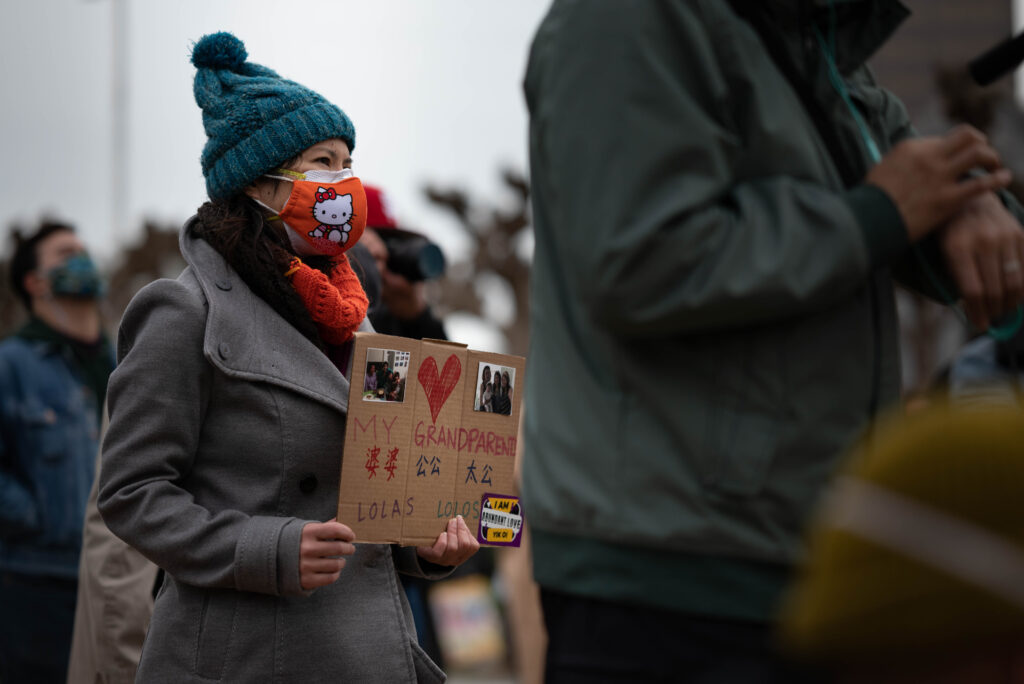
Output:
[365, 446, 380, 479]
[385, 447, 399, 481]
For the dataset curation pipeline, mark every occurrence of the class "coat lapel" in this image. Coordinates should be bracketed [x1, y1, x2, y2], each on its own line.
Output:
[179, 221, 355, 416]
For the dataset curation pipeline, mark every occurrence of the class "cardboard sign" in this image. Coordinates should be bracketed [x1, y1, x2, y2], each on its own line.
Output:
[338, 332, 525, 547]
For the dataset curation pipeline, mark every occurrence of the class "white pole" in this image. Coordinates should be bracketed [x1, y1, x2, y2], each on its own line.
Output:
[111, 0, 128, 242]
[1016, 0, 1024, 107]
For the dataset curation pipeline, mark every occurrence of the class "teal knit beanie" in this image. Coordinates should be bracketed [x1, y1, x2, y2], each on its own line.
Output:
[191, 32, 356, 200]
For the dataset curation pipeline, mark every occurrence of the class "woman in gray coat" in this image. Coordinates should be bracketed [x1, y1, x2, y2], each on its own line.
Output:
[97, 33, 478, 683]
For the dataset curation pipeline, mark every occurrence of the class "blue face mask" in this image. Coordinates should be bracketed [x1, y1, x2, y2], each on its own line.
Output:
[48, 253, 105, 299]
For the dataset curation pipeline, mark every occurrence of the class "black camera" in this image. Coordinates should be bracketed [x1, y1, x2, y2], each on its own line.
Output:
[379, 232, 446, 283]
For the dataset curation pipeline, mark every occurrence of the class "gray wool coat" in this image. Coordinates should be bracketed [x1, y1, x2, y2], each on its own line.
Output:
[98, 221, 448, 683]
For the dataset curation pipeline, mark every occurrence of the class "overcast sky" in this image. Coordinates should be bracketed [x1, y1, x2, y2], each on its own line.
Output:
[0, 0, 550, 268]
[5, 1, 1024, 350]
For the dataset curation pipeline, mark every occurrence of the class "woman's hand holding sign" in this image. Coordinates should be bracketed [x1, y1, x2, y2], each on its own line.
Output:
[300, 519, 356, 590]
[416, 515, 480, 567]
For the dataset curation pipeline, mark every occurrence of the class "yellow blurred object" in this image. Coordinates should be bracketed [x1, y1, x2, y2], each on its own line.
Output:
[779, 402, 1024, 668]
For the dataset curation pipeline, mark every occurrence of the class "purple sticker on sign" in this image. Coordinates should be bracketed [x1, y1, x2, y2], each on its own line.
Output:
[476, 493, 524, 547]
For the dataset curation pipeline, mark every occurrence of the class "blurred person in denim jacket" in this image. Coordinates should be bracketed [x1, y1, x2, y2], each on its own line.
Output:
[0, 221, 113, 683]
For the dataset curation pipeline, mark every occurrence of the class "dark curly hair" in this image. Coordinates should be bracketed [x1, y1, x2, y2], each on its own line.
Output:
[9, 220, 76, 310]
[191, 195, 335, 350]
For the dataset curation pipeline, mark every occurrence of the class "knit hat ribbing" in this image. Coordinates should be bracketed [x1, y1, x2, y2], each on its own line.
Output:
[191, 32, 355, 199]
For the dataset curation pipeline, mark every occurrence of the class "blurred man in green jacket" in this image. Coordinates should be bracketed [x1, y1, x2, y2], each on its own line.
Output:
[521, 1, 1024, 681]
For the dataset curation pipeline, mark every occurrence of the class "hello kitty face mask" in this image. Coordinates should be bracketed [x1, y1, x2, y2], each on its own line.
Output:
[255, 168, 367, 257]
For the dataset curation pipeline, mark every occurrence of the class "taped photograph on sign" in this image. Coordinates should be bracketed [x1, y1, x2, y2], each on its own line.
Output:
[362, 347, 411, 403]
[338, 332, 526, 546]
[473, 362, 516, 415]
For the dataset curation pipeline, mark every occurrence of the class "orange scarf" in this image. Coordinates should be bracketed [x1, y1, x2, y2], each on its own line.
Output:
[285, 255, 368, 345]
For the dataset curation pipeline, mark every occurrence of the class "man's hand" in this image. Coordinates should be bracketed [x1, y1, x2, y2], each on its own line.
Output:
[299, 519, 356, 590]
[416, 516, 480, 567]
[866, 125, 1011, 242]
[940, 192, 1024, 331]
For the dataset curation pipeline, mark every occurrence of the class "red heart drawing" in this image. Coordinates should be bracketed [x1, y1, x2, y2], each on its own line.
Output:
[418, 354, 462, 424]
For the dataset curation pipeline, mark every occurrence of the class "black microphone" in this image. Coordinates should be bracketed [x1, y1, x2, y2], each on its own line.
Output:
[968, 31, 1024, 86]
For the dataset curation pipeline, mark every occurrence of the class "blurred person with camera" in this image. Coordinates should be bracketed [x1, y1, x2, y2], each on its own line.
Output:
[522, 1, 1024, 682]
[0, 221, 114, 683]
[353, 185, 448, 341]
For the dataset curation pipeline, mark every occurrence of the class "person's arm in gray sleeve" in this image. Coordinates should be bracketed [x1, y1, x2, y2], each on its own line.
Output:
[97, 278, 308, 597]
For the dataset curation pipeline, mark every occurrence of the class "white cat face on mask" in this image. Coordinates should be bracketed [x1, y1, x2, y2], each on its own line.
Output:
[253, 168, 366, 257]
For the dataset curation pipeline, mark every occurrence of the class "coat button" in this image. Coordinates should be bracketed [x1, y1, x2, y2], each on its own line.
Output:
[299, 474, 318, 494]
[218, 342, 230, 359]
[215, 278, 232, 291]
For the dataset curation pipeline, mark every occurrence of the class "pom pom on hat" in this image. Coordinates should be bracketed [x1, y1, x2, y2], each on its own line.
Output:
[191, 31, 355, 199]
[191, 32, 248, 72]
